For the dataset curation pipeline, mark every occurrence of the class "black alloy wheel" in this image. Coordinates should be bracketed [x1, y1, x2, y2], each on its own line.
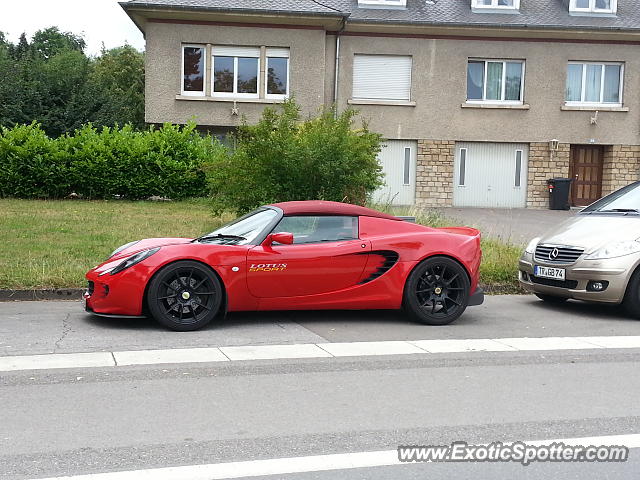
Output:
[403, 256, 471, 326]
[147, 261, 222, 331]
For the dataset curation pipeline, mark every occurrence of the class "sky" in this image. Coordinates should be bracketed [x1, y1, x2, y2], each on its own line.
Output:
[0, 0, 145, 56]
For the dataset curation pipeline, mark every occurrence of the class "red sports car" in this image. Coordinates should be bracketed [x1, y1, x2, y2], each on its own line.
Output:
[85, 201, 483, 331]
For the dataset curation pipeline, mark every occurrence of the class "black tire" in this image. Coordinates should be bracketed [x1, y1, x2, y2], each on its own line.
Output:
[147, 261, 223, 331]
[623, 269, 640, 318]
[535, 293, 568, 304]
[403, 256, 471, 326]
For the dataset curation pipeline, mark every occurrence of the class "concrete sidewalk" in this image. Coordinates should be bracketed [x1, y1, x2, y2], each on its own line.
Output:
[433, 207, 577, 245]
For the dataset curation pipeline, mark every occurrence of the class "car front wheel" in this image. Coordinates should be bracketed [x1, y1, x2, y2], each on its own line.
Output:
[403, 256, 471, 326]
[147, 261, 223, 331]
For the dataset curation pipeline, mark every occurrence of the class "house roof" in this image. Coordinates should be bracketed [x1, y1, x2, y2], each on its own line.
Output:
[270, 201, 401, 220]
[121, 0, 640, 31]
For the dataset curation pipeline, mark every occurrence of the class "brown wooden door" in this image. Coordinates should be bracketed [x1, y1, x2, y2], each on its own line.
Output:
[569, 145, 603, 207]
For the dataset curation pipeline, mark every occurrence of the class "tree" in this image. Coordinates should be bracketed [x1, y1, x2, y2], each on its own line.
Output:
[31, 27, 85, 59]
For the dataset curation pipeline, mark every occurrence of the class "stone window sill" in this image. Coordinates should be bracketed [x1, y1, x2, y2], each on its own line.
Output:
[461, 103, 530, 110]
[560, 105, 629, 112]
[175, 95, 285, 104]
[348, 99, 416, 107]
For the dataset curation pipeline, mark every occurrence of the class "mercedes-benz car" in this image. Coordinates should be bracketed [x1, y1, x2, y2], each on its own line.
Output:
[85, 201, 484, 331]
[519, 181, 640, 315]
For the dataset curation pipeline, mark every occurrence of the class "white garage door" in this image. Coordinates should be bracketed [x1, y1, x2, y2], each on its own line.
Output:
[372, 140, 417, 206]
[453, 142, 528, 208]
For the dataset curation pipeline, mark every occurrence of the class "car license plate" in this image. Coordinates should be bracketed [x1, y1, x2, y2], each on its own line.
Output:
[534, 266, 566, 280]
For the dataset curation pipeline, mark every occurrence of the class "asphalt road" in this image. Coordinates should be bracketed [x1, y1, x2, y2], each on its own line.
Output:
[1, 295, 640, 479]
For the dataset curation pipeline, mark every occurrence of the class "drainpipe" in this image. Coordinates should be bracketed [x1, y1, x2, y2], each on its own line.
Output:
[333, 17, 347, 110]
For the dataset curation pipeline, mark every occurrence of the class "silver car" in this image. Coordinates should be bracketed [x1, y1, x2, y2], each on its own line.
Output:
[519, 181, 640, 315]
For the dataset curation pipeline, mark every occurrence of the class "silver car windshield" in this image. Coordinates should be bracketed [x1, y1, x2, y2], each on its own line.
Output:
[582, 182, 640, 214]
[199, 208, 279, 244]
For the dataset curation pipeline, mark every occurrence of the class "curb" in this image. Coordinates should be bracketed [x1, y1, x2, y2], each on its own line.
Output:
[0, 289, 85, 302]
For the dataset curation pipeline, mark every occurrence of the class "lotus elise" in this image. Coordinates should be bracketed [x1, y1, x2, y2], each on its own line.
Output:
[84, 201, 484, 331]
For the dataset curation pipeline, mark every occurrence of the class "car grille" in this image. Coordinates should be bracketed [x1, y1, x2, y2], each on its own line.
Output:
[534, 245, 584, 265]
[530, 276, 579, 289]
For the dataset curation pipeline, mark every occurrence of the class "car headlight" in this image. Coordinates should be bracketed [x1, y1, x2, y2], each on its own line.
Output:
[524, 237, 540, 254]
[584, 240, 640, 260]
[108, 248, 160, 275]
[109, 241, 140, 259]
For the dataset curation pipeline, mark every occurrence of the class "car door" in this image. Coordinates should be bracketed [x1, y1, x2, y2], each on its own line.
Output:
[246, 215, 371, 298]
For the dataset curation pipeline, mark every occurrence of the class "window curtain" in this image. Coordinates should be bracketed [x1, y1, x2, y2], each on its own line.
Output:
[603, 65, 620, 103]
[486, 62, 503, 101]
[467, 61, 484, 100]
[585, 64, 602, 102]
[505, 62, 522, 101]
[566, 64, 583, 102]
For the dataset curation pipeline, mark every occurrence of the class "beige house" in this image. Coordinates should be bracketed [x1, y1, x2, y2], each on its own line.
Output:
[121, 0, 640, 208]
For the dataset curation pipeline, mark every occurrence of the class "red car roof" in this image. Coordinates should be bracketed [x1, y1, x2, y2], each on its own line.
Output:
[270, 200, 400, 221]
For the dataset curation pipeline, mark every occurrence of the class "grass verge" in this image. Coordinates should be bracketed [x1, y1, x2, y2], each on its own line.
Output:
[1, 199, 521, 292]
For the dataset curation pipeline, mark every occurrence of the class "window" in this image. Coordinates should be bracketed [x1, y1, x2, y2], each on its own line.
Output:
[403, 147, 411, 186]
[471, 0, 520, 12]
[212, 46, 260, 98]
[514, 150, 523, 187]
[467, 60, 524, 104]
[458, 148, 467, 186]
[569, 0, 617, 14]
[265, 48, 290, 98]
[352, 55, 412, 102]
[182, 45, 205, 96]
[274, 216, 359, 244]
[565, 62, 623, 106]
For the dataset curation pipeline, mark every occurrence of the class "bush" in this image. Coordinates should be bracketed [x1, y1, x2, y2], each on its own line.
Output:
[205, 100, 384, 213]
[0, 122, 220, 199]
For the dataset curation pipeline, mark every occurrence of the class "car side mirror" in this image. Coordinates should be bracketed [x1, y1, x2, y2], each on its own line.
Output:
[268, 232, 294, 246]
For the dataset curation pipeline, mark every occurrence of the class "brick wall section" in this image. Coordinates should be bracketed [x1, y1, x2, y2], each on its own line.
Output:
[601, 145, 640, 196]
[415, 140, 455, 207]
[526, 142, 570, 209]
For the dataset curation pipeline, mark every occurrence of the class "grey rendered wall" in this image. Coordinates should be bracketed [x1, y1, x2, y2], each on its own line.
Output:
[336, 35, 640, 146]
[144, 21, 327, 126]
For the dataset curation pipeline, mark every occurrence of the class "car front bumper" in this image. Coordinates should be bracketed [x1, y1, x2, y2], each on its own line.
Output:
[518, 251, 640, 304]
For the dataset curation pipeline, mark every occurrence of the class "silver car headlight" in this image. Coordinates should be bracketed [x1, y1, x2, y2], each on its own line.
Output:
[524, 237, 540, 255]
[584, 240, 640, 260]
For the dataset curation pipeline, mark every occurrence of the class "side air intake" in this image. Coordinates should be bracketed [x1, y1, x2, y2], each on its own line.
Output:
[359, 251, 399, 284]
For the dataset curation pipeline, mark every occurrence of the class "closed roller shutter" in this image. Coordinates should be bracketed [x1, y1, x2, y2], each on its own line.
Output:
[352, 55, 412, 101]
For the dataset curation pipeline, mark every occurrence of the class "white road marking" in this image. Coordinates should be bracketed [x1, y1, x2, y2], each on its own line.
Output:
[219, 344, 331, 361]
[410, 339, 517, 353]
[32, 433, 640, 480]
[495, 337, 603, 351]
[113, 348, 229, 366]
[2, 335, 640, 373]
[317, 340, 425, 357]
[0, 352, 114, 372]
[576, 336, 640, 349]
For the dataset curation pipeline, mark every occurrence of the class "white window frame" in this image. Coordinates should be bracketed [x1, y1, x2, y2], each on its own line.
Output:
[514, 149, 523, 188]
[265, 48, 290, 100]
[212, 47, 260, 99]
[565, 61, 624, 107]
[402, 146, 411, 186]
[352, 54, 413, 102]
[471, 0, 520, 13]
[466, 59, 525, 105]
[458, 148, 467, 187]
[181, 44, 206, 97]
[569, 0, 617, 14]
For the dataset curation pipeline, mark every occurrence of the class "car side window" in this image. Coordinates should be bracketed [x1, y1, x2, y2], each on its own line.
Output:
[274, 216, 359, 244]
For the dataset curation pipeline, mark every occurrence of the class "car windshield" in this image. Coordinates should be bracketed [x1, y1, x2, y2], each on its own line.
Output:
[197, 208, 279, 244]
[581, 182, 640, 214]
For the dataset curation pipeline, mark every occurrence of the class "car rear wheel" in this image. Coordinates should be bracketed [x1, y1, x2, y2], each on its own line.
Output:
[147, 261, 223, 331]
[535, 293, 568, 304]
[403, 256, 470, 326]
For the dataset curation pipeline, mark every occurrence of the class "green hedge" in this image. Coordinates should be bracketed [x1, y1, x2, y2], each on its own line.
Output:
[0, 122, 219, 199]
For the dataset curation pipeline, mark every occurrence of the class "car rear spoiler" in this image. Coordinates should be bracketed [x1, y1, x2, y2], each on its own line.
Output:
[396, 216, 416, 223]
